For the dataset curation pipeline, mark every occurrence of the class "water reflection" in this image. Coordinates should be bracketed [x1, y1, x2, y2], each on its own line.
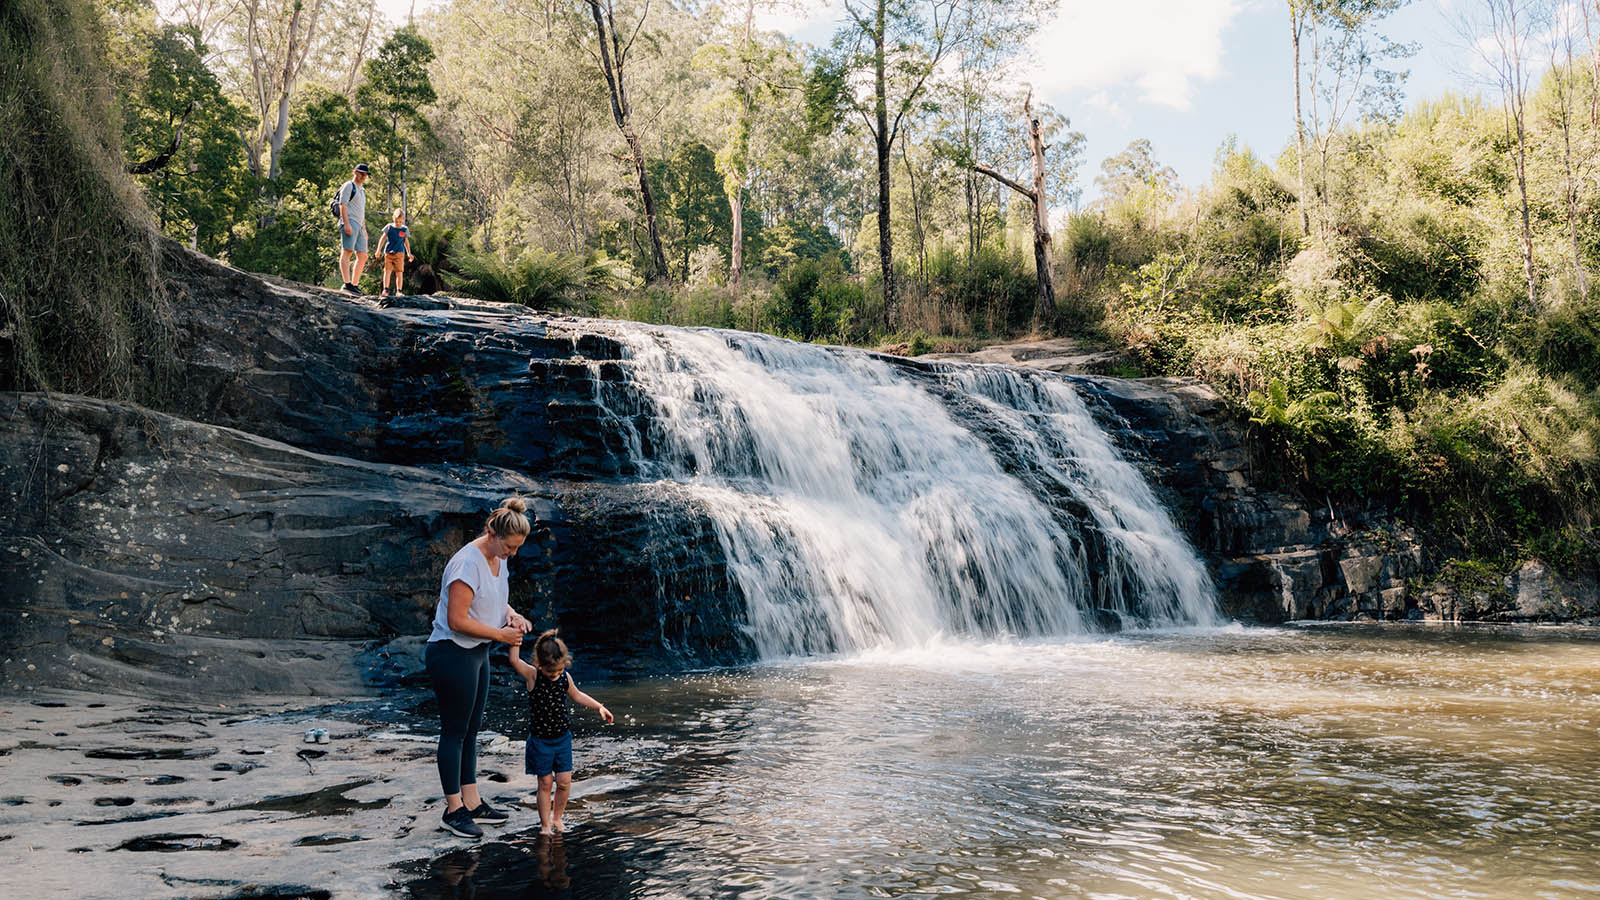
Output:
[408, 625, 1600, 899]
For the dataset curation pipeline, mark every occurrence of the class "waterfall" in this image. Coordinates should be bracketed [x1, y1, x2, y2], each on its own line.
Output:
[603, 327, 1218, 658]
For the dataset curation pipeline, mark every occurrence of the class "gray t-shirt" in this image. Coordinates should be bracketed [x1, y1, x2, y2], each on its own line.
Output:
[429, 542, 509, 648]
[339, 180, 366, 230]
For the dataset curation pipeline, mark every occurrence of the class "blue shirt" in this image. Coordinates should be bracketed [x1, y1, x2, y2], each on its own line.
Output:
[380, 223, 408, 255]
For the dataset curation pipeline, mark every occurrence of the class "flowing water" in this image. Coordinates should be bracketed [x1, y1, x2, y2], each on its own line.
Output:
[404, 329, 1600, 897]
[409, 625, 1600, 900]
[600, 329, 1216, 656]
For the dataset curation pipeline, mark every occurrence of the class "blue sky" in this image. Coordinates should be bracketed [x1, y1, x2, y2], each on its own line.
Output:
[386, 0, 1474, 202]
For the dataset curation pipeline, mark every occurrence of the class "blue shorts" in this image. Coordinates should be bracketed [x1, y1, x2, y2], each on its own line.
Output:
[340, 227, 368, 253]
[525, 732, 573, 776]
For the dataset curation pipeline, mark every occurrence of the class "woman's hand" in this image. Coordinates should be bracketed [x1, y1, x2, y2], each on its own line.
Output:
[497, 625, 524, 646]
[597, 705, 614, 725]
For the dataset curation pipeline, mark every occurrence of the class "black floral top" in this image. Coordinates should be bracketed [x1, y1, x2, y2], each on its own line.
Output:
[528, 670, 571, 739]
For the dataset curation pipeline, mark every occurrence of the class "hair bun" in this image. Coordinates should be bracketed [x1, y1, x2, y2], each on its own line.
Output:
[501, 497, 527, 514]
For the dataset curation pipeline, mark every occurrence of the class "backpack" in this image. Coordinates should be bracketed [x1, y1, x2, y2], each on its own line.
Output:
[330, 181, 353, 223]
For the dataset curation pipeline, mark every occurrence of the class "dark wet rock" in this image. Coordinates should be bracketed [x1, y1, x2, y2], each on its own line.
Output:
[83, 747, 217, 761]
[32, 701, 68, 708]
[48, 775, 83, 786]
[212, 889, 330, 900]
[231, 780, 388, 817]
[148, 797, 200, 807]
[142, 774, 184, 785]
[76, 809, 184, 826]
[1, 390, 740, 695]
[112, 833, 240, 852]
[2, 796, 26, 805]
[293, 832, 368, 846]
[93, 796, 135, 806]
[1072, 376, 1445, 624]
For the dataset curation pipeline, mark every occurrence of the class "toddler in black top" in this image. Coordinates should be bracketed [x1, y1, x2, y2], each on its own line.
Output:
[509, 629, 612, 835]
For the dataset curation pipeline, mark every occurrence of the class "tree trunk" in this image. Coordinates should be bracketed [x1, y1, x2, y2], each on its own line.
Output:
[902, 141, 926, 286]
[585, 0, 671, 282]
[344, 0, 378, 98]
[1291, 3, 1310, 237]
[1513, 109, 1537, 307]
[969, 92, 1056, 324]
[1554, 41, 1588, 300]
[268, 0, 323, 180]
[873, 0, 896, 327]
[730, 188, 744, 284]
[729, 0, 754, 287]
[1025, 92, 1055, 321]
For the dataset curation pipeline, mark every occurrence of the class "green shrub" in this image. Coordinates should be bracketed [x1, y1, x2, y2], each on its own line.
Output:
[453, 248, 630, 313]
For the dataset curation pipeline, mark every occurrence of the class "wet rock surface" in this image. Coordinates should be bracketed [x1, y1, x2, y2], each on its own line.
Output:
[7, 246, 1597, 705]
[0, 690, 560, 900]
[0, 390, 742, 694]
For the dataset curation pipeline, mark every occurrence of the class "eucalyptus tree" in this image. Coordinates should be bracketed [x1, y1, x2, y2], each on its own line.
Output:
[1457, 0, 1549, 310]
[1297, 0, 1416, 239]
[697, 0, 798, 285]
[574, 0, 672, 281]
[809, 0, 1040, 326]
[1541, 2, 1591, 300]
[426, 0, 602, 250]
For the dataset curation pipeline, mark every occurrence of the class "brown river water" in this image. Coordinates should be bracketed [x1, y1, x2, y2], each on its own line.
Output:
[406, 624, 1600, 900]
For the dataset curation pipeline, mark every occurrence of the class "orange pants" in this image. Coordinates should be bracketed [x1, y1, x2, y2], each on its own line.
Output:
[383, 253, 406, 277]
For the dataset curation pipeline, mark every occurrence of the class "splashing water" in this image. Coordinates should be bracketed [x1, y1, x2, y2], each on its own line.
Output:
[606, 327, 1217, 657]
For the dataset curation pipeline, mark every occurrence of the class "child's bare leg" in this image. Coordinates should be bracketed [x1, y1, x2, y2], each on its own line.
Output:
[536, 774, 554, 834]
[551, 771, 572, 832]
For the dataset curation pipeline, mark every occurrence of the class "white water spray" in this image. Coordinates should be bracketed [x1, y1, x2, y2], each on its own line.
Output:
[606, 328, 1217, 657]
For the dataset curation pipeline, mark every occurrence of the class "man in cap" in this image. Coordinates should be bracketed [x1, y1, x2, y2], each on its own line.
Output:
[337, 163, 371, 295]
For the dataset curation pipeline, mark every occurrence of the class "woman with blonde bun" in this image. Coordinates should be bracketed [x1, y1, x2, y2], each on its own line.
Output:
[427, 497, 535, 839]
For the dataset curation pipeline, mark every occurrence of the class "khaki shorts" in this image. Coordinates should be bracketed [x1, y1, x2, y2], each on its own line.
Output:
[383, 252, 405, 275]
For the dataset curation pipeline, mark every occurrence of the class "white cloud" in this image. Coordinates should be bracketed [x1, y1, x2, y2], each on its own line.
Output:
[1024, 0, 1244, 110]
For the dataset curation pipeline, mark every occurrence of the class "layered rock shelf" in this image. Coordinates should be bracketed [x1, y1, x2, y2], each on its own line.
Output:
[4, 248, 1595, 697]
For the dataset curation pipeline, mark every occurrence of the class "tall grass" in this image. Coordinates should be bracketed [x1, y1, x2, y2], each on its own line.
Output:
[0, 0, 174, 400]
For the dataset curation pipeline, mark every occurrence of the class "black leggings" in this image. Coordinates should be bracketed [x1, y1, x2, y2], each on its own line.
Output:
[425, 639, 491, 796]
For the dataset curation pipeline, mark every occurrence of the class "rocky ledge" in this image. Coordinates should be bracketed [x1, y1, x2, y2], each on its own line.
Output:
[5, 248, 1596, 698]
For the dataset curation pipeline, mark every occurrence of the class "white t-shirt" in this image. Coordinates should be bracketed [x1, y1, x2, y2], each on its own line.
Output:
[429, 542, 510, 648]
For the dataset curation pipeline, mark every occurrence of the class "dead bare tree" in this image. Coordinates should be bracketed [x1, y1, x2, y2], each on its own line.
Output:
[967, 89, 1056, 322]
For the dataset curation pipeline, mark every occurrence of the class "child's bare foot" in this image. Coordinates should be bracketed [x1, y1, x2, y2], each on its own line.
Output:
[552, 818, 565, 834]
[539, 824, 553, 836]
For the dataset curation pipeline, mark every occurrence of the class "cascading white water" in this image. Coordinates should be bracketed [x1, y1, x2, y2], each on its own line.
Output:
[604, 327, 1217, 657]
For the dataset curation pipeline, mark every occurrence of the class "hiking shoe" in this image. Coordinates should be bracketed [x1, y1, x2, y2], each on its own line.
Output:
[342, 283, 362, 295]
[469, 801, 509, 825]
[439, 807, 483, 839]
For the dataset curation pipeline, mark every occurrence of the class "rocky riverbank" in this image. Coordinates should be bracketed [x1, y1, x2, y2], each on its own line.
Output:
[6, 247, 1598, 701]
[0, 688, 634, 900]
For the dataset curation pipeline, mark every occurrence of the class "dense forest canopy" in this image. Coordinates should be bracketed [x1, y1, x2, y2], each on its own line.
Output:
[11, 0, 1600, 579]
